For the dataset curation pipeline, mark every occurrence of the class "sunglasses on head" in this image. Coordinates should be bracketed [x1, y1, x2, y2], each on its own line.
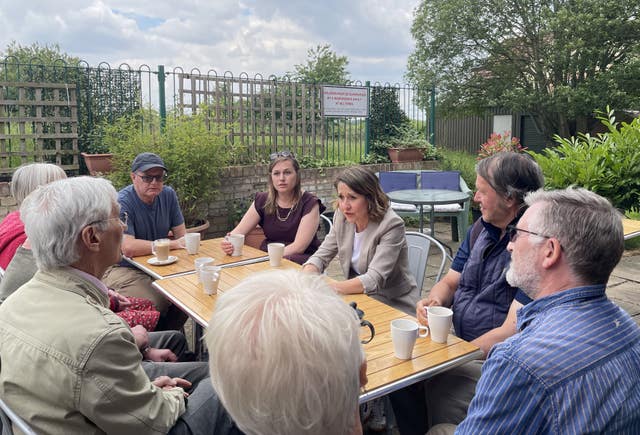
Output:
[269, 151, 295, 161]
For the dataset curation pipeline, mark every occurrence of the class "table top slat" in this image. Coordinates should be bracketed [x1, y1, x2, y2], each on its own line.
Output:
[153, 264, 482, 402]
[127, 238, 269, 279]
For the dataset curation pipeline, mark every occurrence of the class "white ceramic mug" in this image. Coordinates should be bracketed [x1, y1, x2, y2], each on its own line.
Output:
[267, 242, 285, 266]
[427, 306, 453, 344]
[194, 257, 215, 283]
[184, 233, 201, 255]
[391, 318, 428, 359]
[200, 265, 221, 295]
[226, 234, 245, 256]
[152, 238, 170, 262]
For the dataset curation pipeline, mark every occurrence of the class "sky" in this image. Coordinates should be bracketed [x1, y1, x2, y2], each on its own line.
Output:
[0, 0, 421, 85]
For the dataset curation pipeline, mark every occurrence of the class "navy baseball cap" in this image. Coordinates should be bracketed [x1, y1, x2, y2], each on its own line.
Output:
[131, 152, 167, 173]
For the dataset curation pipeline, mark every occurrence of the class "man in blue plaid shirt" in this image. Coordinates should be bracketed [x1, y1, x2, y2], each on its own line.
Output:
[432, 188, 640, 434]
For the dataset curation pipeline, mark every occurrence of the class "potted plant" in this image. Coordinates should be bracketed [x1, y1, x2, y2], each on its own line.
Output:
[80, 141, 114, 176]
[102, 108, 242, 233]
[385, 123, 437, 163]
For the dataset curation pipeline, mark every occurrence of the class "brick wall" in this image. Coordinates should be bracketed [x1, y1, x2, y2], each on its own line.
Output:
[205, 160, 439, 238]
[0, 161, 439, 238]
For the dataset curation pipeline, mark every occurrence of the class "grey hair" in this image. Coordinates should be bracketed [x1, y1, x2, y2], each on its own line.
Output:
[476, 152, 544, 205]
[206, 270, 363, 435]
[525, 187, 623, 284]
[20, 177, 117, 271]
[10, 163, 67, 205]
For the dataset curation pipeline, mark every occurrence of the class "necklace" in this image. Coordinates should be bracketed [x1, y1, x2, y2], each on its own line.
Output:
[276, 200, 298, 222]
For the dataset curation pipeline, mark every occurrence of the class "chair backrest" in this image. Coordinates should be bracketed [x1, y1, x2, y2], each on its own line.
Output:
[318, 214, 333, 241]
[0, 396, 36, 435]
[405, 232, 448, 301]
[420, 171, 461, 191]
[378, 172, 417, 193]
[320, 213, 333, 233]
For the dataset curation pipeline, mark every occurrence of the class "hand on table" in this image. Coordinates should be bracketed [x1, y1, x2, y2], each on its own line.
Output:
[221, 233, 234, 255]
[170, 236, 185, 251]
[301, 264, 320, 274]
[416, 296, 444, 325]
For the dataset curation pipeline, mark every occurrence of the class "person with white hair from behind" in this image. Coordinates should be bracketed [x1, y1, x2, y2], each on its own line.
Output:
[206, 269, 367, 435]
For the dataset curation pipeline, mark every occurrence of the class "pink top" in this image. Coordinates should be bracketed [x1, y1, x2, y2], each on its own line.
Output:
[0, 211, 27, 269]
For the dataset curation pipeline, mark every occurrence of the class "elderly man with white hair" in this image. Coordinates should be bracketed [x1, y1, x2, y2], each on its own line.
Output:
[0, 176, 241, 435]
[206, 269, 367, 435]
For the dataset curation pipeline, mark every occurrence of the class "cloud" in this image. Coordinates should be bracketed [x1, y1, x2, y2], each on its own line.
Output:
[0, 0, 419, 84]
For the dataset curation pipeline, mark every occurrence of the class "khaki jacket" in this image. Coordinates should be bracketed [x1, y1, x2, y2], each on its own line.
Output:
[306, 208, 417, 313]
[0, 268, 185, 435]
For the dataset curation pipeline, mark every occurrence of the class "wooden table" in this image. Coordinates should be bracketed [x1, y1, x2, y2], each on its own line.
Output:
[623, 218, 640, 240]
[125, 237, 269, 279]
[152, 261, 482, 403]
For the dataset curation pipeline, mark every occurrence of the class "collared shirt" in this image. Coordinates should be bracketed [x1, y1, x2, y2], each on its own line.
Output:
[67, 266, 109, 296]
[457, 284, 640, 434]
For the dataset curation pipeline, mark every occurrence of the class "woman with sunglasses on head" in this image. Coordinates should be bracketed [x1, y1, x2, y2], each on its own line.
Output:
[221, 151, 325, 265]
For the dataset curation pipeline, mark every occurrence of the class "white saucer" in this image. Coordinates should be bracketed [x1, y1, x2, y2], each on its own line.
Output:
[147, 255, 178, 266]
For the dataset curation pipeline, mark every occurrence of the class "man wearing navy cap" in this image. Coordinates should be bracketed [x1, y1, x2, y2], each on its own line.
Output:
[103, 152, 187, 329]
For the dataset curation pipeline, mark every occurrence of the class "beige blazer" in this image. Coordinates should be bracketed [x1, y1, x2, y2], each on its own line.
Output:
[306, 207, 418, 314]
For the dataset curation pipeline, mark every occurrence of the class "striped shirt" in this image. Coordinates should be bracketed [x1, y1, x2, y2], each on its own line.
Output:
[457, 284, 640, 434]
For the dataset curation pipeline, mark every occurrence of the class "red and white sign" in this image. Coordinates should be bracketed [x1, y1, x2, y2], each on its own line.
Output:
[322, 86, 369, 117]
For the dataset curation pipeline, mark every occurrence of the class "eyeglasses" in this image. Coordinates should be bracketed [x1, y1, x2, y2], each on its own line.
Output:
[507, 224, 551, 242]
[90, 212, 128, 228]
[269, 151, 295, 161]
[136, 172, 168, 183]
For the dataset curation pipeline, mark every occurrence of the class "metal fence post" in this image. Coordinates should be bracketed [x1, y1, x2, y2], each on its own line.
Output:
[429, 84, 436, 145]
[365, 81, 371, 155]
[158, 65, 166, 131]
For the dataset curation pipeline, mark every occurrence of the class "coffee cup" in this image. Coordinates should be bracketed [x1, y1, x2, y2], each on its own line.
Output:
[267, 242, 285, 266]
[194, 257, 215, 282]
[152, 238, 170, 262]
[391, 318, 428, 359]
[184, 233, 201, 255]
[226, 234, 245, 257]
[427, 306, 453, 344]
[201, 265, 221, 295]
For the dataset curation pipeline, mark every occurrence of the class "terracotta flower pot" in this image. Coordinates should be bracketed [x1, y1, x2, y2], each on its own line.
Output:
[186, 219, 210, 238]
[81, 152, 113, 176]
[387, 147, 426, 163]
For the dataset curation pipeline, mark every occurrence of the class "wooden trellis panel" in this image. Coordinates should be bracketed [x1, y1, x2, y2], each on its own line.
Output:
[0, 81, 79, 174]
[176, 74, 325, 160]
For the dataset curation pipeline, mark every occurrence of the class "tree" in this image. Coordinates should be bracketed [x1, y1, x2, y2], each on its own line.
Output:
[369, 86, 409, 142]
[407, 0, 640, 143]
[290, 44, 350, 84]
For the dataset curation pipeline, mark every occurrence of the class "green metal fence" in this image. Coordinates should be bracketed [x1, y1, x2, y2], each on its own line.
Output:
[0, 58, 432, 173]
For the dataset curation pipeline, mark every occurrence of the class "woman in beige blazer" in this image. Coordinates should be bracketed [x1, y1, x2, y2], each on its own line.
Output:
[303, 166, 418, 314]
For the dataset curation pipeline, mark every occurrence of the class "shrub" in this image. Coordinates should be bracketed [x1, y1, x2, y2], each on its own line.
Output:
[530, 108, 640, 213]
[439, 149, 477, 191]
[102, 108, 242, 225]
